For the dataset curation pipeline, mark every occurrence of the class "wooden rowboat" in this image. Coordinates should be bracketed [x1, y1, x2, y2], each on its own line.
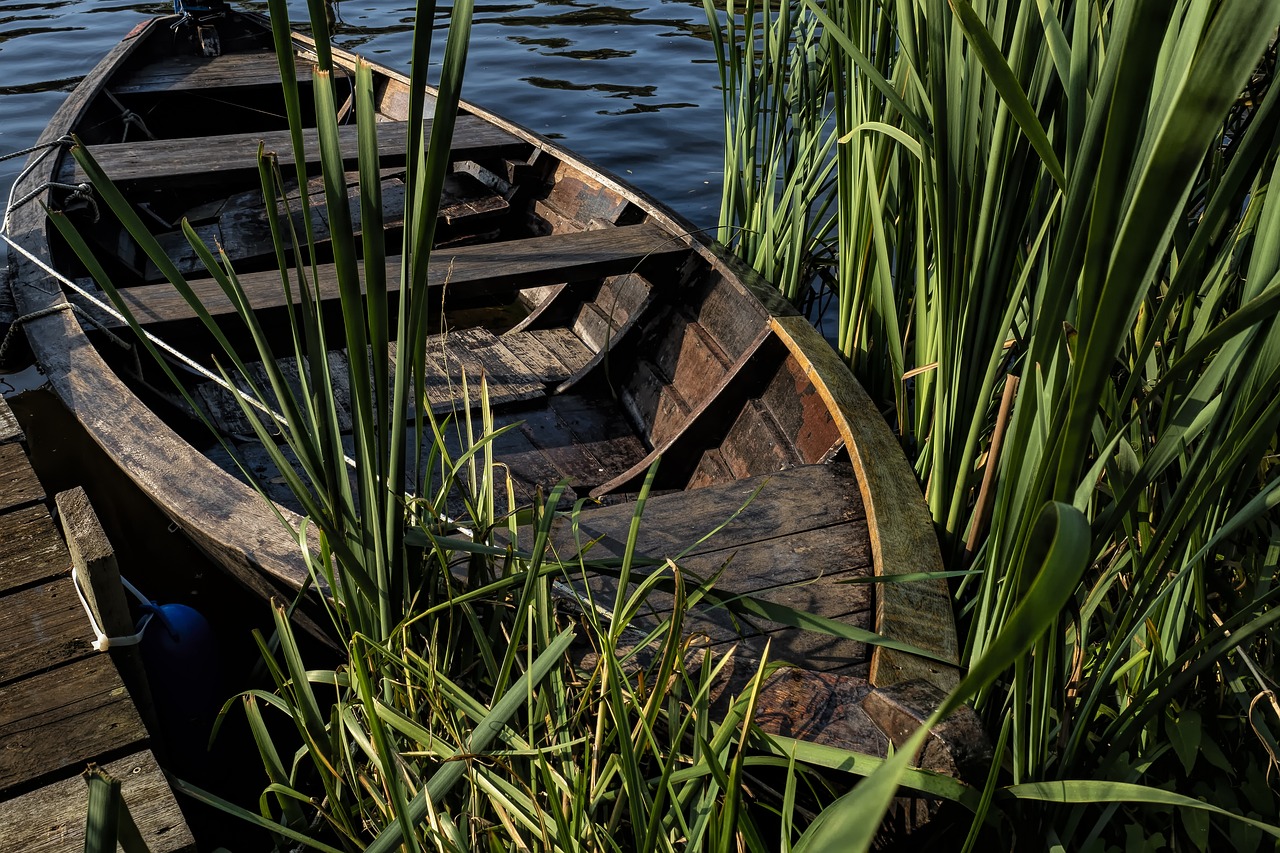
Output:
[6, 9, 974, 767]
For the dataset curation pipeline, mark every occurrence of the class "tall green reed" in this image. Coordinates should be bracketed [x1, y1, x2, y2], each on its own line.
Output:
[711, 0, 1280, 846]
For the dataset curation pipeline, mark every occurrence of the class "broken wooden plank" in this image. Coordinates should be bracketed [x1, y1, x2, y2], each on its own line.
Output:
[68, 115, 526, 186]
[0, 749, 195, 853]
[96, 222, 684, 328]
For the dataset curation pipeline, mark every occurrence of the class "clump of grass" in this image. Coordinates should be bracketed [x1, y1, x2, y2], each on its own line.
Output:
[711, 0, 1280, 848]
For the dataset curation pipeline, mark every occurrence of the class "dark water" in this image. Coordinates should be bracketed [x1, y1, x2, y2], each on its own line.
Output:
[0, 0, 725, 226]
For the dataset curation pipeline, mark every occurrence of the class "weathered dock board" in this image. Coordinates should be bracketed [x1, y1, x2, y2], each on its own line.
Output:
[0, 396, 193, 852]
[0, 751, 190, 853]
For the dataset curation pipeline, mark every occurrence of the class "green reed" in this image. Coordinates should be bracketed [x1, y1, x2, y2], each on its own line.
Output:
[711, 0, 1280, 848]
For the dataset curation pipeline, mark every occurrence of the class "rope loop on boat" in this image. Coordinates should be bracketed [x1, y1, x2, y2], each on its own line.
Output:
[70, 566, 155, 652]
[8, 180, 99, 224]
[0, 135, 74, 235]
[103, 90, 156, 143]
[119, 110, 156, 142]
[0, 135, 72, 165]
[0, 302, 132, 364]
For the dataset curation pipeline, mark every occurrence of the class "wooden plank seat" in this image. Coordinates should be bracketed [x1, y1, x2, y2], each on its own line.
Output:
[548, 462, 875, 676]
[65, 115, 527, 186]
[145, 168, 508, 282]
[91, 222, 686, 328]
[108, 50, 341, 95]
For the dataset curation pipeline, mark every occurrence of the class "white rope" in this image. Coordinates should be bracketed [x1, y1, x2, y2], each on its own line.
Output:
[70, 566, 154, 652]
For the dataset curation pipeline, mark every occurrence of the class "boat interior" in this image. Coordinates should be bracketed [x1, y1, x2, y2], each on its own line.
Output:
[52, 14, 852, 515]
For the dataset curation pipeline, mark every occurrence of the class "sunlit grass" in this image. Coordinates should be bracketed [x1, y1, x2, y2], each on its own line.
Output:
[711, 0, 1280, 847]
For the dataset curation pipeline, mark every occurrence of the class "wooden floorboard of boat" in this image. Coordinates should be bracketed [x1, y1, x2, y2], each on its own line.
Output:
[94, 222, 685, 328]
[66, 114, 526, 186]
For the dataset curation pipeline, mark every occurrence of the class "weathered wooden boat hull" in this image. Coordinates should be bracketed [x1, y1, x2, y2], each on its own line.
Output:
[7, 12, 959, 703]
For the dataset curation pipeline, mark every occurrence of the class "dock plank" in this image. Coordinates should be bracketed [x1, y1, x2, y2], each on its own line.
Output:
[0, 506, 69, 593]
[0, 750, 195, 853]
[0, 398, 19, 444]
[0, 443, 45, 513]
[0, 654, 147, 794]
[0, 578, 91, 685]
[68, 115, 525, 186]
[94, 223, 685, 329]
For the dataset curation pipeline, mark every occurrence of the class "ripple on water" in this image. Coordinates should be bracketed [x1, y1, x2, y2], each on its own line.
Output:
[0, 0, 724, 224]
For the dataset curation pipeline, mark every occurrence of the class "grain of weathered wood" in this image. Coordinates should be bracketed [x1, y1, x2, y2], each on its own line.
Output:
[0, 506, 69, 593]
[545, 394, 649, 484]
[0, 654, 146, 793]
[146, 170, 503, 281]
[498, 331, 577, 383]
[718, 399, 800, 479]
[68, 115, 524, 186]
[0, 397, 20, 444]
[109, 49, 328, 94]
[0, 749, 195, 853]
[99, 223, 684, 328]
[593, 326, 772, 496]
[686, 272, 769, 363]
[421, 328, 546, 412]
[54, 488, 127, 637]
[687, 447, 733, 490]
[0, 443, 45, 513]
[558, 464, 866, 565]
[761, 353, 842, 464]
[752, 668, 887, 753]
[770, 314, 959, 690]
[570, 549, 873, 674]
[571, 302, 618, 351]
[656, 318, 731, 405]
[623, 359, 689, 448]
[0, 579, 91, 685]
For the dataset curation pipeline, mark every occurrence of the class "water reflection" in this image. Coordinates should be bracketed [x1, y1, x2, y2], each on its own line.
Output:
[0, 0, 724, 224]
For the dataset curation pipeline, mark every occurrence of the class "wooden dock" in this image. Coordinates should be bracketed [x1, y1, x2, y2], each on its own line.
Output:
[0, 396, 194, 852]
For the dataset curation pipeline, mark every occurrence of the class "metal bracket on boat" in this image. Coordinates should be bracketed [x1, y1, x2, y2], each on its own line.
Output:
[196, 24, 221, 57]
[171, 0, 228, 56]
